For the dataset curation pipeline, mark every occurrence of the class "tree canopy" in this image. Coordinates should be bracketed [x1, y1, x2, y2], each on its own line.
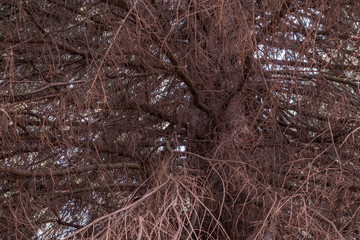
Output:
[0, 0, 359, 239]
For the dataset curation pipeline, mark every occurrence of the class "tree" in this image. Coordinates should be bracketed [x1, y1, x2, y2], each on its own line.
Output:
[0, 0, 359, 239]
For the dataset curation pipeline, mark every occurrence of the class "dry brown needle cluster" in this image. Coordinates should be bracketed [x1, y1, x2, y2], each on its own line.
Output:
[0, 0, 359, 239]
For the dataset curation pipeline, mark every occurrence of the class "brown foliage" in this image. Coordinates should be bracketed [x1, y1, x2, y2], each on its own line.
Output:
[0, 0, 359, 239]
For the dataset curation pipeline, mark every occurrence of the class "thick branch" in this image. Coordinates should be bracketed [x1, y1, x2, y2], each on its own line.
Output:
[100, 0, 129, 11]
[323, 74, 359, 87]
[155, 37, 212, 114]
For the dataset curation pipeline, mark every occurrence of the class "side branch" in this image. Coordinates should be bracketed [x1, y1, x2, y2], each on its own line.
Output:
[0, 162, 141, 177]
[256, 0, 293, 42]
[0, 80, 87, 97]
[102, 0, 212, 115]
[323, 74, 359, 87]
[220, 0, 293, 114]
[174, 67, 213, 115]
[149, 33, 212, 115]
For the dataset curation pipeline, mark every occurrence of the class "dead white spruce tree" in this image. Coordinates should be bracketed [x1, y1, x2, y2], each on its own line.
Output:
[0, 0, 359, 239]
